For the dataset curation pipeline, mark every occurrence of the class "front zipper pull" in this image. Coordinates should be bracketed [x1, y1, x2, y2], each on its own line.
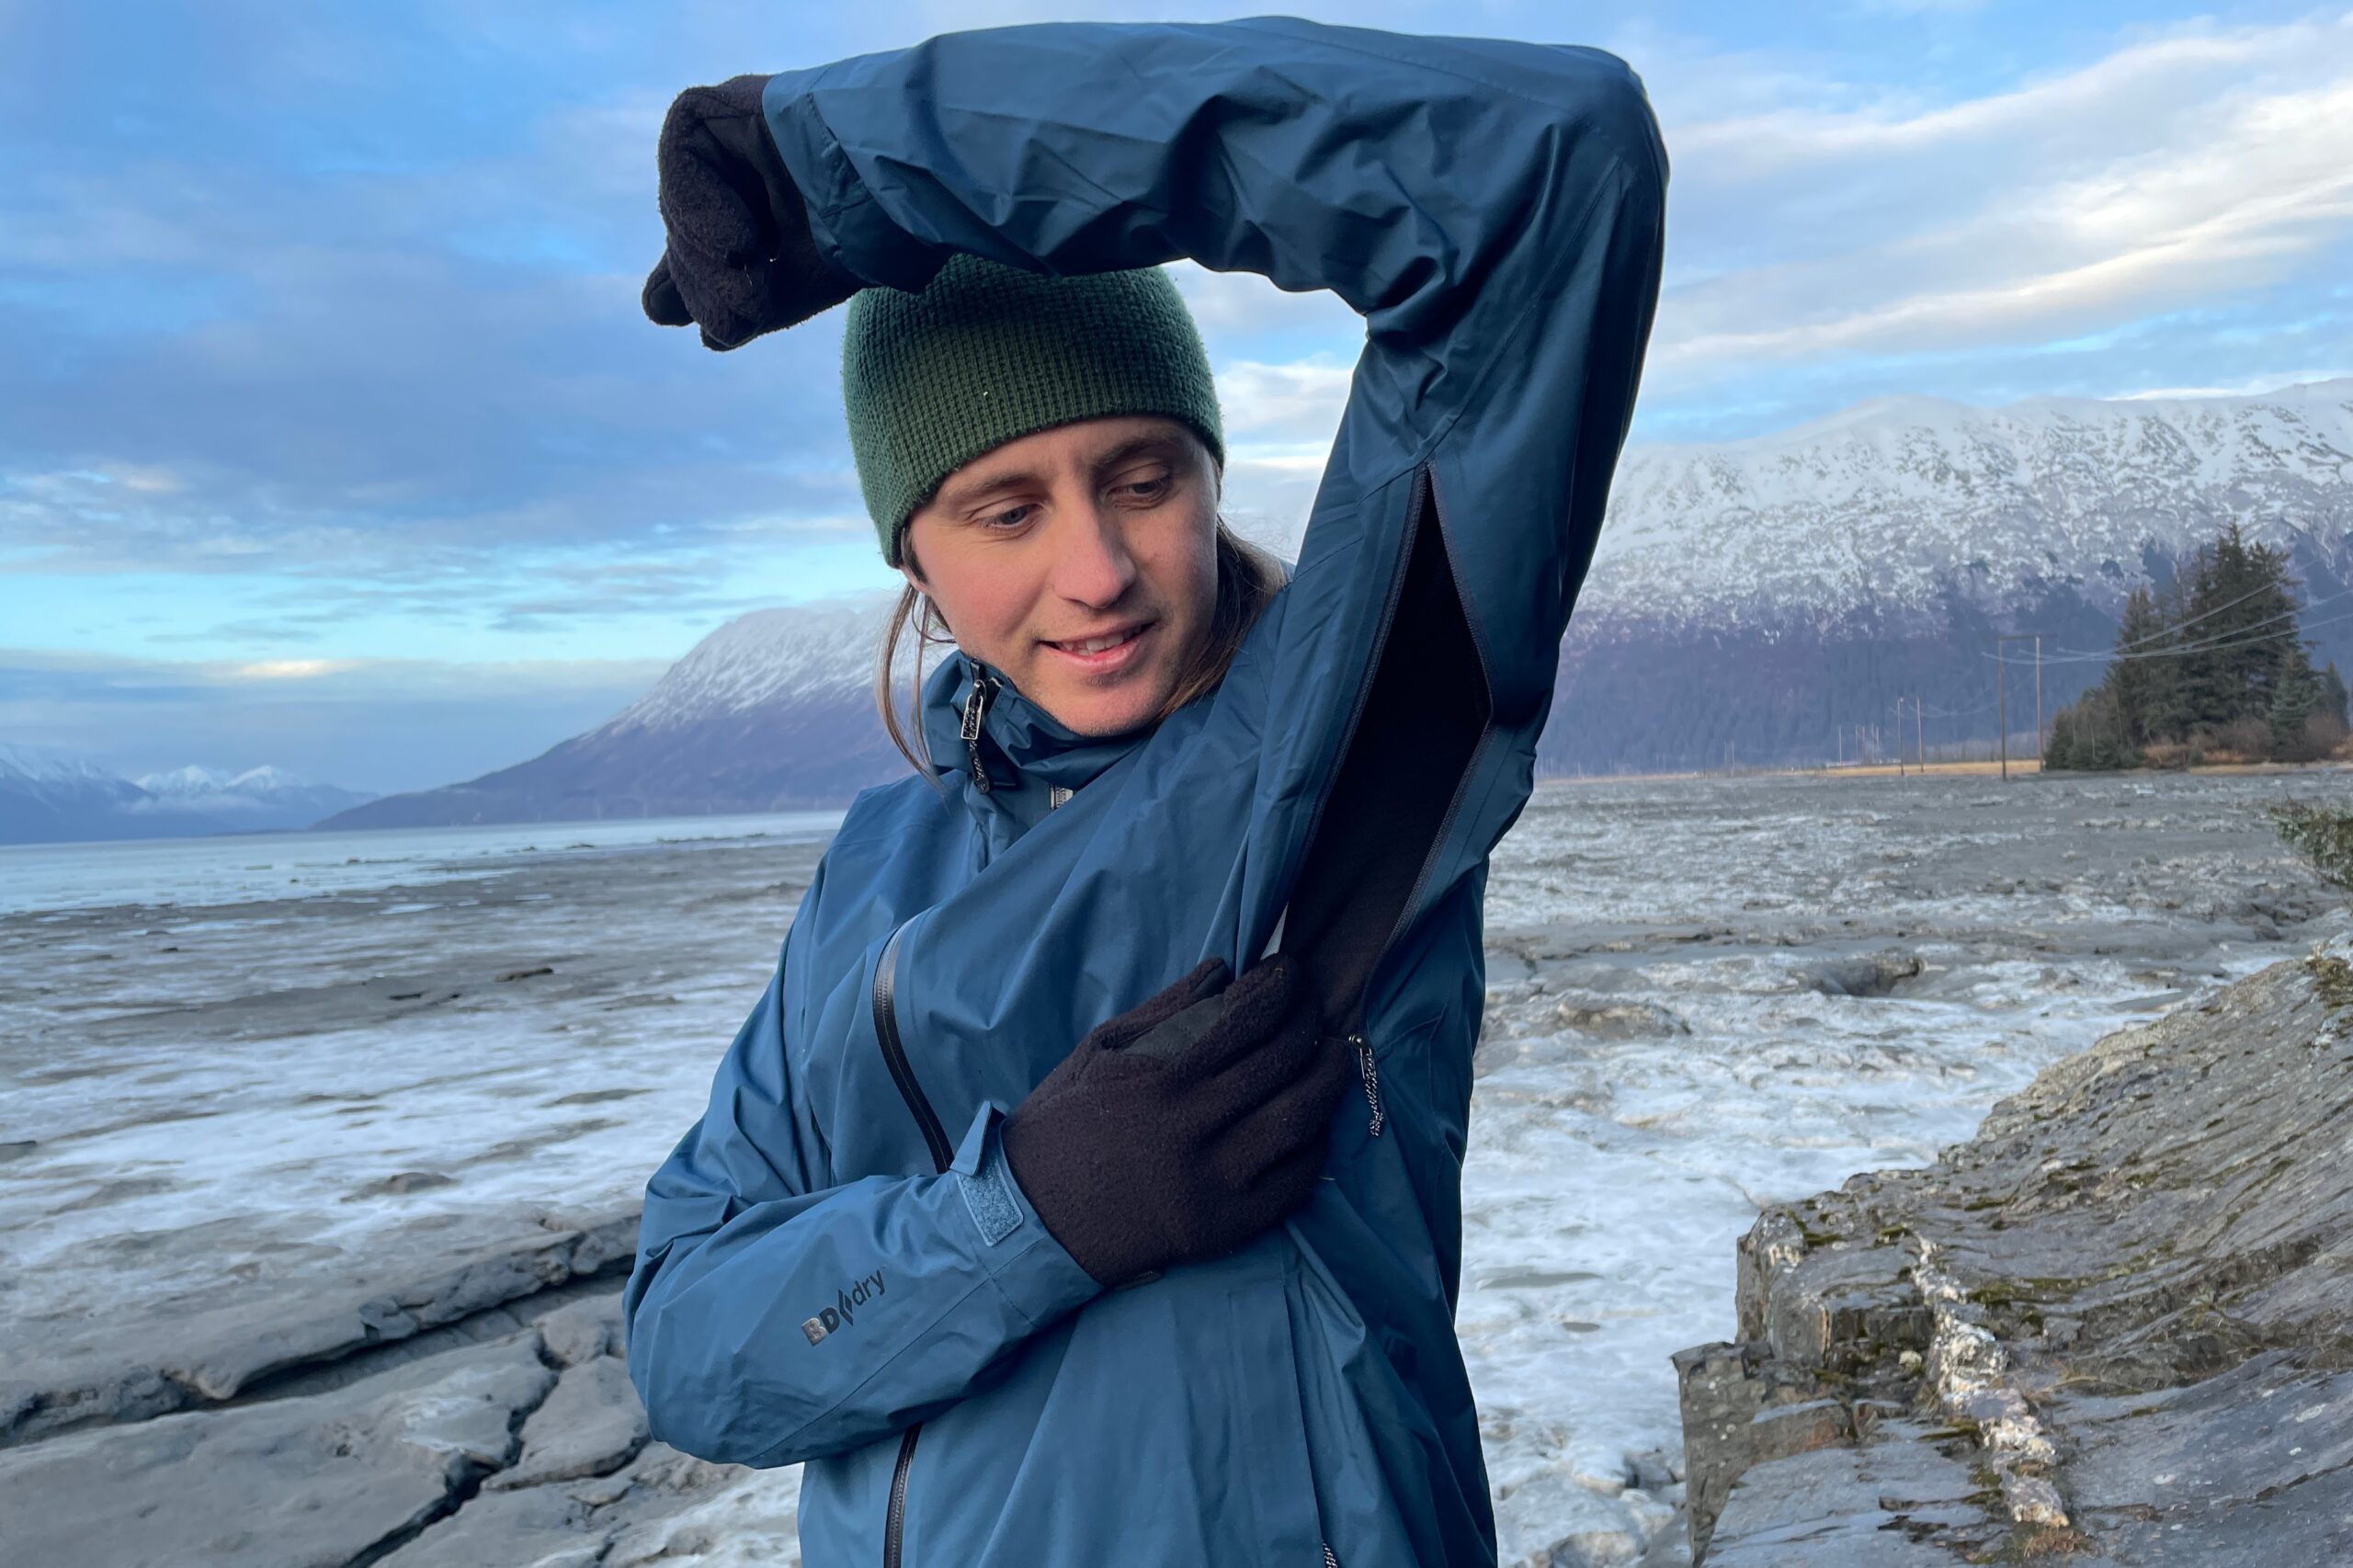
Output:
[960, 674, 995, 794]
[1350, 1032, 1384, 1137]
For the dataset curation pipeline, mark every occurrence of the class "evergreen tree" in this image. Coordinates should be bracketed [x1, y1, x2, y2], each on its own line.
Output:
[2269, 656, 2320, 750]
[2177, 522, 2299, 732]
[2045, 518, 2319, 769]
[2109, 585, 2165, 744]
[2321, 662, 2351, 726]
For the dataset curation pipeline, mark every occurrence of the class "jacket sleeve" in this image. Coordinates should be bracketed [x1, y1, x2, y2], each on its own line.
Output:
[622, 905, 1101, 1468]
[761, 17, 1666, 1028]
[762, 14, 1665, 715]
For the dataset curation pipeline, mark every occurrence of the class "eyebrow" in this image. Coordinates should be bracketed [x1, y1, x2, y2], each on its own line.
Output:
[933, 434, 1184, 514]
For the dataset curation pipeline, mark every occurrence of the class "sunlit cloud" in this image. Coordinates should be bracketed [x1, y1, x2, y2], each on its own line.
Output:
[228, 659, 358, 680]
[1649, 12, 2353, 383]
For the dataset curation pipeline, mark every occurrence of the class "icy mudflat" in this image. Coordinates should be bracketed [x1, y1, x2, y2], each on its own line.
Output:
[0, 770, 2337, 1566]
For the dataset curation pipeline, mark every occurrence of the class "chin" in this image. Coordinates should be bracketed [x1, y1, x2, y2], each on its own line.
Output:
[1043, 678, 1170, 740]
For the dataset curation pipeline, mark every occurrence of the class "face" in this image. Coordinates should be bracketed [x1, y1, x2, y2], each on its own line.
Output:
[900, 415, 1222, 738]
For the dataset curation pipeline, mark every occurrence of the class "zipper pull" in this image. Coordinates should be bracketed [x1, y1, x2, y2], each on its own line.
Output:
[960, 673, 995, 794]
[1350, 1033, 1383, 1138]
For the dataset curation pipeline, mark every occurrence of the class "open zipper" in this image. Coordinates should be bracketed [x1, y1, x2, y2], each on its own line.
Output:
[1290, 463, 1489, 1136]
[872, 919, 952, 1565]
[1283, 468, 1427, 1139]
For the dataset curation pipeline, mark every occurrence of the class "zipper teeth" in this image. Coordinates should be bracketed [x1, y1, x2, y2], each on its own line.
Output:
[872, 922, 954, 1173]
[961, 669, 996, 794]
[884, 1425, 922, 1568]
[874, 919, 953, 1568]
[1351, 1032, 1384, 1138]
[1323, 1544, 1341, 1568]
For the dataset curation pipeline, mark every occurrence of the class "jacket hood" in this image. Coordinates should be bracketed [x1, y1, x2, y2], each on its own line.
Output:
[920, 652, 1142, 853]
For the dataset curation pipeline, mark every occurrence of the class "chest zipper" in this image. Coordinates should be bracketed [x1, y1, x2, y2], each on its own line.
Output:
[960, 672, 997, 794]
[1323, 1543, 1342, 1568]
[872, 920, 953, 1567]
[1349, 1032, 1384, 1138]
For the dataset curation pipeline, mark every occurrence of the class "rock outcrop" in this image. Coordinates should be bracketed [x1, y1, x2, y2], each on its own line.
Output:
[1673, 933, 2353, 1564]
[0, 1284, 807, 1568]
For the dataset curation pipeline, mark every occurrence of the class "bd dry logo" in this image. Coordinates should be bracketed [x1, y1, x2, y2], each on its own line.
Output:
[802, 1269, 887, 1346]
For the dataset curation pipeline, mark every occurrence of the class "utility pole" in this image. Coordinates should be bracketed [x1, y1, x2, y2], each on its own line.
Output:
[1893, 699, 1906, 777]
[1915, 694, 1925, 773]
[2033, 636, 2043, 769]
[1990, 635, 2046, 781]
[1999, 660, 2008, 779]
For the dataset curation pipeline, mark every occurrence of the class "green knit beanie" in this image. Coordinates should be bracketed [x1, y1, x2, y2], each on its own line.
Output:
[842, 254, 1225, 566]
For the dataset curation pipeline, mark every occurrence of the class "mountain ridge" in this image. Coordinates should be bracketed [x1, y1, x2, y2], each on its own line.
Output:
[0, 749, 376, 846]
[323, 378, 2353, 824]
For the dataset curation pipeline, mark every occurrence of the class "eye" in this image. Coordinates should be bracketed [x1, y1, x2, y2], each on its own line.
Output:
[1118, 476, 1171, 504]
[982, 504, 1035, 530]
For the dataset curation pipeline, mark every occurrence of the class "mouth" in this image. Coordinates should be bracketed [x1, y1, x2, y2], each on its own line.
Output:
[1040, 621, 1154, 675]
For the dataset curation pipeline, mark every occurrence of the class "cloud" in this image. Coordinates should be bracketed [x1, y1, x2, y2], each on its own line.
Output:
[230, 659, 360, 680]
[1647, 12, 2353, 387]
[0, 646, 668, 792]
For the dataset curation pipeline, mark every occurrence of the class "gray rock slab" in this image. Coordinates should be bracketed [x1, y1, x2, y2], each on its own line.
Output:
[1, 1205, 636, 1448]
[1793, 950, 1922, 997]
[486, 1353, 649, 1491]
[2058, 1355, 2353, 1512]
[2077, 1459, 2353, 1566]
[536, 1285, 624, 1367]
[375, 1484, 606, 1568]
[1705, 1437, 2004, 1566]
[1676, 935, 2353, 1562]
[0, 1332, 555, 1568]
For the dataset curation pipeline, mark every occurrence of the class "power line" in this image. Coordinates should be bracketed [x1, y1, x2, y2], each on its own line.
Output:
[1984, 601, 2353, 667]
[2109, 574, 2306, 652]
[2057, 585, 2350, 659]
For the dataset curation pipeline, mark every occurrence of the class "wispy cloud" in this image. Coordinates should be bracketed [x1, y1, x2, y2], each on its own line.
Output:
[1650, 12, 2353, 383]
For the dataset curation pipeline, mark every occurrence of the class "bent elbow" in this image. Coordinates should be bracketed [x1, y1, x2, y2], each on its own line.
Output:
[625, 1298, 824, 1469]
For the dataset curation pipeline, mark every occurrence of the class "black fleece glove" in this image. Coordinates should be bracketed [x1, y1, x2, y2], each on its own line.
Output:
[642, 74, 858, 350]
[1001, 953, 1349, 1290]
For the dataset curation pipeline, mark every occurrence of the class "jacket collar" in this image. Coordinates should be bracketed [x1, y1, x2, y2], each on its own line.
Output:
[920, 652, 1140, 847]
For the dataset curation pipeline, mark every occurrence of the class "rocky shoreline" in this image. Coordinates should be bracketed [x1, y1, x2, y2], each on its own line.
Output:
[0, 1215, 807, 1567]
[1674, 932, 2353, 1565]
[6, 773, 2336, 1567]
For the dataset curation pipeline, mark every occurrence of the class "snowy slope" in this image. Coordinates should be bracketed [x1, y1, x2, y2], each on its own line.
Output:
[133, 764, 373, 828]
[1579, 380, 2353, 634]
[331, 381, 2353, 820]
[593, 601, 895, 735]
[321, 599, 909, 828]
[0, 747, 204, 845]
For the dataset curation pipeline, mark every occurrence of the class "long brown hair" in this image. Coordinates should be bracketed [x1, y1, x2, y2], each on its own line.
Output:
[877, 519, 1286, 777]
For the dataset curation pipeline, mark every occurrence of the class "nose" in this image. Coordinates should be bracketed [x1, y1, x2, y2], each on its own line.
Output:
[1046, 503, 1139, 610]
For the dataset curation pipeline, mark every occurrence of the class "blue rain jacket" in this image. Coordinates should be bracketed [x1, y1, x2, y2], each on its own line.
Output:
[625, 17, 1665, 1567]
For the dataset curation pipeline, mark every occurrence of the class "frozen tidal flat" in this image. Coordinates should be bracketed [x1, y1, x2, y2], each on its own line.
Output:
[0, 772, 2341, 1565]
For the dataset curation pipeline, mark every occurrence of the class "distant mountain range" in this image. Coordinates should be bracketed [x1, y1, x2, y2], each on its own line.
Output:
[322, 605, 899, 828]
[0, 749, 375, 845]
[324, 378, 2353, 827]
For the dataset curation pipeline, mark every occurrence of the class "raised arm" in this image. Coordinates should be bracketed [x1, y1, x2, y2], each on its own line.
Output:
[645, 15, 1666, 1083]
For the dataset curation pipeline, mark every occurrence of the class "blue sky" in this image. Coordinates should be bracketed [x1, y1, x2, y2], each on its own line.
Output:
[5, 1, 2348, 791]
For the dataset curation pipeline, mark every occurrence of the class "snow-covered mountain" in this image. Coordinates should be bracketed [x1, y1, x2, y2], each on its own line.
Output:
[1543, 379, 2353, 770]
[321, 603, 910, 828]
[1578, 379, 2353, 636]
[324, 379, 2353, 824]
[132, 764, 373, 829]
[0, 749, 375, 845]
